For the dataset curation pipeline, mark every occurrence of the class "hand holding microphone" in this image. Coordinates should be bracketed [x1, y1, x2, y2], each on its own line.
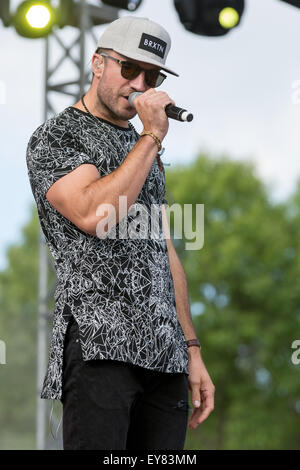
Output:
[129, 92, 193, 122]
[128, 89, 193, 144]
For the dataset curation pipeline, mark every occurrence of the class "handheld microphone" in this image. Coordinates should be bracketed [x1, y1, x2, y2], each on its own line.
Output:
[128, 92, 194, 122]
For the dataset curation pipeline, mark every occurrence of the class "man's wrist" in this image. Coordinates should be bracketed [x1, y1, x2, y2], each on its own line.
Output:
[141, 129, 165, 143]
[186, 338, 201, 356]
[188, 346, 202, 359]
[140, 130, 162, 151]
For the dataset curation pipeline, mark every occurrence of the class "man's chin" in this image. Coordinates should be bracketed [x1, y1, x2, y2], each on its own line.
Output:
[119, 108, 137, 120]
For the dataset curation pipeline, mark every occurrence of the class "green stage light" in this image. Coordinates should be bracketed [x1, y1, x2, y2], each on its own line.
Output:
[26, 4, 51, 29]
[14, 0, 55, 38]
[174, 0, 245, 37]
[219, 7, 239, 29]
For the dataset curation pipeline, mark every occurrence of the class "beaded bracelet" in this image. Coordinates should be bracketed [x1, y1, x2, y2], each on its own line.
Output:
[140, 130, 162, 152]
[140, 130, 164, 171]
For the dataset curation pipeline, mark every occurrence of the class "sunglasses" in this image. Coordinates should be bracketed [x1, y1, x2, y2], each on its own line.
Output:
[99, 53, 167, 88]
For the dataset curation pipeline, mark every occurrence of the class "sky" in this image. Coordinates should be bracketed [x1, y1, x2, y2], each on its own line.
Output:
[0, 0, 300, 270]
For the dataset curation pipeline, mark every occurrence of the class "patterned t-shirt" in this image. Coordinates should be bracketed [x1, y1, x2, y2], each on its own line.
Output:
[26, 106, 189, 401]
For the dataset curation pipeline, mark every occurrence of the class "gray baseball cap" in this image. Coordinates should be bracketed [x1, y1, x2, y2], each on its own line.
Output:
[97, 16, 179, 77]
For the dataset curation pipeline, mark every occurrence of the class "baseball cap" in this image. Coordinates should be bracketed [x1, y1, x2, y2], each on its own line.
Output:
[97, 16, 179, 77]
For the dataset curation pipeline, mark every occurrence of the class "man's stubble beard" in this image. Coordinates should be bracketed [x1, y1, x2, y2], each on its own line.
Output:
[96, 79, 137, 123]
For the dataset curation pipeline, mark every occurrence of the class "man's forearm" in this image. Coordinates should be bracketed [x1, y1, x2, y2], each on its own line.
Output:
[83, 135, 159, 236]
[167, 244, 201, 355]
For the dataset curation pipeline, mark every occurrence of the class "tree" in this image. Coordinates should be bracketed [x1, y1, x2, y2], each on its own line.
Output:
[165, 152, 300, 449]
[0, 204, 55, 449]
[0, 151, 299, 449]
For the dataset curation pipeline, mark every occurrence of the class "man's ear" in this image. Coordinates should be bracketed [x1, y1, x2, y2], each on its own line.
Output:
[92, 55, 103, 76]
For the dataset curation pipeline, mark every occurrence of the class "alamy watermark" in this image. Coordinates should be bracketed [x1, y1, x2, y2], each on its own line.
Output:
[291, 80, 300, 105]
[94, 198, 204, 251]
[291, 339, 300, 365]
[0, 340, 6, 365]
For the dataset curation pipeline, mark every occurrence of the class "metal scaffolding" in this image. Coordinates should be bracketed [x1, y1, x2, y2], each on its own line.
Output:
[36, 0, 119, 450]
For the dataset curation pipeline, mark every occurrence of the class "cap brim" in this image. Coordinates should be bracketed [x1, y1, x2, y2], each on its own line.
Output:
[110, 48, 179, 77]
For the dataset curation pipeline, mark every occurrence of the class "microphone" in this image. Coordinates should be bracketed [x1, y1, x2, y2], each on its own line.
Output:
[128, 92, 194, 122]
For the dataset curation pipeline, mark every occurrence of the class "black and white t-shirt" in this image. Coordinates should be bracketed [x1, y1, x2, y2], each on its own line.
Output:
[26, 106, 189, 401]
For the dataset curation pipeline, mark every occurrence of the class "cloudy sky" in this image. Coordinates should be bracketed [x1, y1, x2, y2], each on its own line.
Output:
[1, 0, 300, 270]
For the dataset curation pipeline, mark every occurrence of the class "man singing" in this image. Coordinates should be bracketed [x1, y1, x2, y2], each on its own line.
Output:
[26, 16, 215, 450]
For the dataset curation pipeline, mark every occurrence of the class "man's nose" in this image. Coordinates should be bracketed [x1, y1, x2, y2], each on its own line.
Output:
[128, 70, 148, 91]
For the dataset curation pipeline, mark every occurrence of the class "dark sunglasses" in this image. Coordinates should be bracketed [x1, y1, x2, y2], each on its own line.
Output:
[99, 53, 167, 88]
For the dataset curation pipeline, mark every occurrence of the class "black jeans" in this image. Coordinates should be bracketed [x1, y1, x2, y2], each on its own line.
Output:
[61, 315, 190, 450]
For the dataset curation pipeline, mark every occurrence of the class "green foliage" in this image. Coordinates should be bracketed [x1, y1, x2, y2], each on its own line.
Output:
[165, 152, 300, 449]
[0, 204, 55, 449]
[0, 151, 299, 449]
[0, 204, 39, 448]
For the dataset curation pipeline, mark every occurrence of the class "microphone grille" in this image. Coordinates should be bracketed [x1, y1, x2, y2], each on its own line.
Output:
[128, 92, 142, 108]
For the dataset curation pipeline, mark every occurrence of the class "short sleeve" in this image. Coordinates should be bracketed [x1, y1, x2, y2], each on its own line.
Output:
[26, 119, 96, 200]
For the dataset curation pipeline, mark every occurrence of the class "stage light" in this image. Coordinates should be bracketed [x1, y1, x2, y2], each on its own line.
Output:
[14, 0, 55, 38]
[0, 0, 11, 27]
[173, 0, 245, 37]
[26, 4, 51, 29]
[56, 0, 119, 29]
[219, 7, 239, 29]
[279, 0, 300, 7]
[101, 0, 143, 11]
